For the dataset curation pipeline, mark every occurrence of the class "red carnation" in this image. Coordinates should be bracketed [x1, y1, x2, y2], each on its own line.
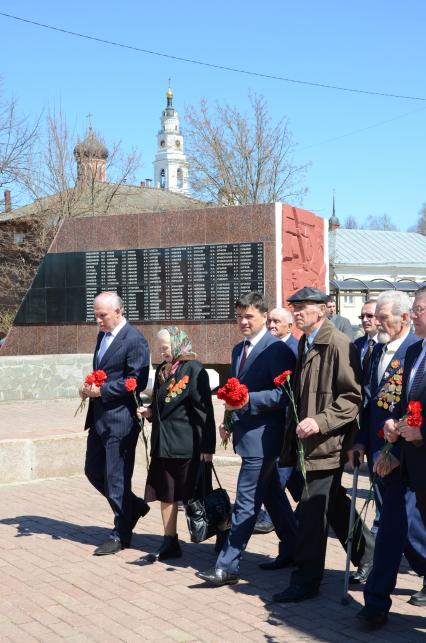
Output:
[377, 428, 385, 439]
[274, 370, 293, 387]
[407, 400, 423, 428]
[217, 377, 249, 408]
[124, 377, 138, 392]
[93, 370, 107, 387]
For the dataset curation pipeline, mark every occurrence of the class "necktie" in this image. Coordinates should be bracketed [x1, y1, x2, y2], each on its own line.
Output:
[362, 338, 375, 378]
[97, 332, 112, 366]
[377, 345, 388, 382]
[410, 351, 426, 397]
[302, 338, 311, 364]
[238, 340, 250, 374]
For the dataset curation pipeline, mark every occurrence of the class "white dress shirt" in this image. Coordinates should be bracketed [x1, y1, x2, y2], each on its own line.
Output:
[237, 325, 268, 372]
[97, 318, 127, 364]
[377, 332, 407, 382]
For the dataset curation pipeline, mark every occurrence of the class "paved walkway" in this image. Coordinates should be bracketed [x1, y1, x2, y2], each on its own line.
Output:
[0, 464, 425, 642]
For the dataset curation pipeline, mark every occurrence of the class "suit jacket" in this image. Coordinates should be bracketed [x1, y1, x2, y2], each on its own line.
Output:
[84, 322, 150, 438]
[284, 334, 299, 358]
[281, 319, 362, 471]
[354, 334, 377, 403]
[358, 332, 418, 458]
[150, 359, 216, 458]
[330, 314, 354, 340]
[230, 331, 296, 459]
[399, 340, 426, 492]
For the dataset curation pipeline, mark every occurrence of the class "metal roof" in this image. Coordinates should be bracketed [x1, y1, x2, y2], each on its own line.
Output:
[329, 229, 426, 266]
[330, 278, 426, 293]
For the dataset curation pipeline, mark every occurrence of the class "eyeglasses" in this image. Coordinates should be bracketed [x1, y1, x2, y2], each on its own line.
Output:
[410, 306, 426, 316]
[358, 314, 375, 320]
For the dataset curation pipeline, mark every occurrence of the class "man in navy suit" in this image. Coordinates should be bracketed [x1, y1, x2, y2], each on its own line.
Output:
[384, 286, 426, 610]
[254, 307, 303, 536]
[196, 291, 297, 586]
[353, 290, 426, 628]
[80, 292, 150, 556]
[354, 299, 379, 385]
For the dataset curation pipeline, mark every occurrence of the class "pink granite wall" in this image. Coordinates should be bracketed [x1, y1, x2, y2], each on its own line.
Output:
[3, 204, 278, 363]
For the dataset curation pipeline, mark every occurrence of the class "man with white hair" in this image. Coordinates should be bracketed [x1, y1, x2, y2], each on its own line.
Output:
[80, 292, 150, 556]
[351, 290, 426, 628]
[268, 307, 299, 357]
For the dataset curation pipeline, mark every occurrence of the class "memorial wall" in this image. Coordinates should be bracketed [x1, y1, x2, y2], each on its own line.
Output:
[2, 203, 327, 364]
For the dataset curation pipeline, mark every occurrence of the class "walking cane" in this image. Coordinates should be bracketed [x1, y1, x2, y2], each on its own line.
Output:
[342, 450, 360, 605]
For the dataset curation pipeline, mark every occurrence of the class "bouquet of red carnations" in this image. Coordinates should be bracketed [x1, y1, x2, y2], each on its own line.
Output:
[74, 369, 107, 417]
[217, 377, 249, 449]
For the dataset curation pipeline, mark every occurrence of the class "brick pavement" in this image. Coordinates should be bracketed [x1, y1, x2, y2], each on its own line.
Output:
[0, 465, 425, 642]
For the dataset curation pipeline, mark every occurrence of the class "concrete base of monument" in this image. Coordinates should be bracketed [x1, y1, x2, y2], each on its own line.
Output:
[0, 354, 220, 402]
[0, 397, 239, 485]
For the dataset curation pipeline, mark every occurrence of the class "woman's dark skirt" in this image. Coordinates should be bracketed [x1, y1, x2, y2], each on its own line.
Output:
[144, 457, 200, 503]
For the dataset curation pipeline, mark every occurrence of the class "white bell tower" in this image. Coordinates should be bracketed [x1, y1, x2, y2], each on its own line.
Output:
[153, 84, 189, 194]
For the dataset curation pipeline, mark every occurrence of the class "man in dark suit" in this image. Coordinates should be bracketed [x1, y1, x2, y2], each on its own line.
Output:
[384, 286, 426, 609]
[254, 306, 303, 535]
[354, 299, 379, 384]
[353, 290, 426, 628]
[195, 291, 297, 586]
[80, 291, 150, 555]
[326, 296, 354, 340]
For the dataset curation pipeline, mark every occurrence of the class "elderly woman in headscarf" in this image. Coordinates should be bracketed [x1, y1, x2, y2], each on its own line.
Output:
[137, 326, 216, 563]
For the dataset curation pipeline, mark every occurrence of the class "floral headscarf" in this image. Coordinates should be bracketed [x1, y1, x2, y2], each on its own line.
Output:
[167, 326, 197, 362]
[159, 326, 197, 382]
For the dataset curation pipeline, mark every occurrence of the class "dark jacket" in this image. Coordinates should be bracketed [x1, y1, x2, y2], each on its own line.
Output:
[281, 318, 362, 471]
[399, 340, 426, 493]
[230, 332, 296, 458]
[357, 331, 418, 458]
[85, 322, 150, 438]
[150, 359, 216, 459]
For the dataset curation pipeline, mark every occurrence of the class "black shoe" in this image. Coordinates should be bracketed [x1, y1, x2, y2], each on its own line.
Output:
[357, 605, 387, 629]
[259, 555, 294, 570]
[139, 534, 182, 564]
[93, 537, 123, 556]
[130, 498, 150, 532]
[272, 584, 319, 603]
[409, 587, 426, 606]
[253, 520, 275, 535]
[195, 567, 239, 586]
[349, 560, 373, 584]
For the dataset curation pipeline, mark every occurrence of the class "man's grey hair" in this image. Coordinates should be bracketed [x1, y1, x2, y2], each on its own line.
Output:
[94, 292, 124, 311]
[269, 307, 294, 323]
[376, 290, 411, 316]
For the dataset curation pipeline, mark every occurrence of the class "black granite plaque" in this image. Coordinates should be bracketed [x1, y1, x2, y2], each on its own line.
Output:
[14, 242, 264, 324]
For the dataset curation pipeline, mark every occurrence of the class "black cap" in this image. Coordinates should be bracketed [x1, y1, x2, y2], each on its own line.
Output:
[287, 287, 329, 304]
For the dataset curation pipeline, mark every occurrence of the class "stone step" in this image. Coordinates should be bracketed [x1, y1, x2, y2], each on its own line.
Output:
[0, 398, 239, 484]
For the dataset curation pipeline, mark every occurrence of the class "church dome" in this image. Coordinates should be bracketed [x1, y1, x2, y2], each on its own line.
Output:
[74, 128, 109, 160]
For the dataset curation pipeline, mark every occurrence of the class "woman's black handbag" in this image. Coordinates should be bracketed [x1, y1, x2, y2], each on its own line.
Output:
[185, 462, 232, 544]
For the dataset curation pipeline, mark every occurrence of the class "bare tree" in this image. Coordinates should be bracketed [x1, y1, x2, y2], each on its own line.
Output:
[185, 94, 309, 205]
[342, 215, 359, 229]
[415, 203, 426, 235]
[363, 213, 397, 231]
[0, 82, 39, 207]
[0, 110, 142, 333]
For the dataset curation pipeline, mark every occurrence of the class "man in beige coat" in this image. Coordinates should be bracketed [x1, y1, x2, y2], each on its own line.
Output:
[273, 287, 375, 603]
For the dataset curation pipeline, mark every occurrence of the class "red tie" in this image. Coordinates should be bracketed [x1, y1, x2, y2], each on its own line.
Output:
[238, 340, 250, 374]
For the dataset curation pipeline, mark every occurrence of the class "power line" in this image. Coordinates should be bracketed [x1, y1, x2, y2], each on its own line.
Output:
[1, 11, 425, 102]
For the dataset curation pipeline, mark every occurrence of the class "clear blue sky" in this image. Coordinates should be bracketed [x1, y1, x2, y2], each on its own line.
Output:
[1, 1, 425, 228]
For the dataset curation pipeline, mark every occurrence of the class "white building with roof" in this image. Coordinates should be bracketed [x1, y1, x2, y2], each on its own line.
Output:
[329, 225, 426, 325]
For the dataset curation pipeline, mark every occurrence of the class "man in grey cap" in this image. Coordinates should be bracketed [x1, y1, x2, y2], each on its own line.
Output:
[272, 286, 375, 603]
